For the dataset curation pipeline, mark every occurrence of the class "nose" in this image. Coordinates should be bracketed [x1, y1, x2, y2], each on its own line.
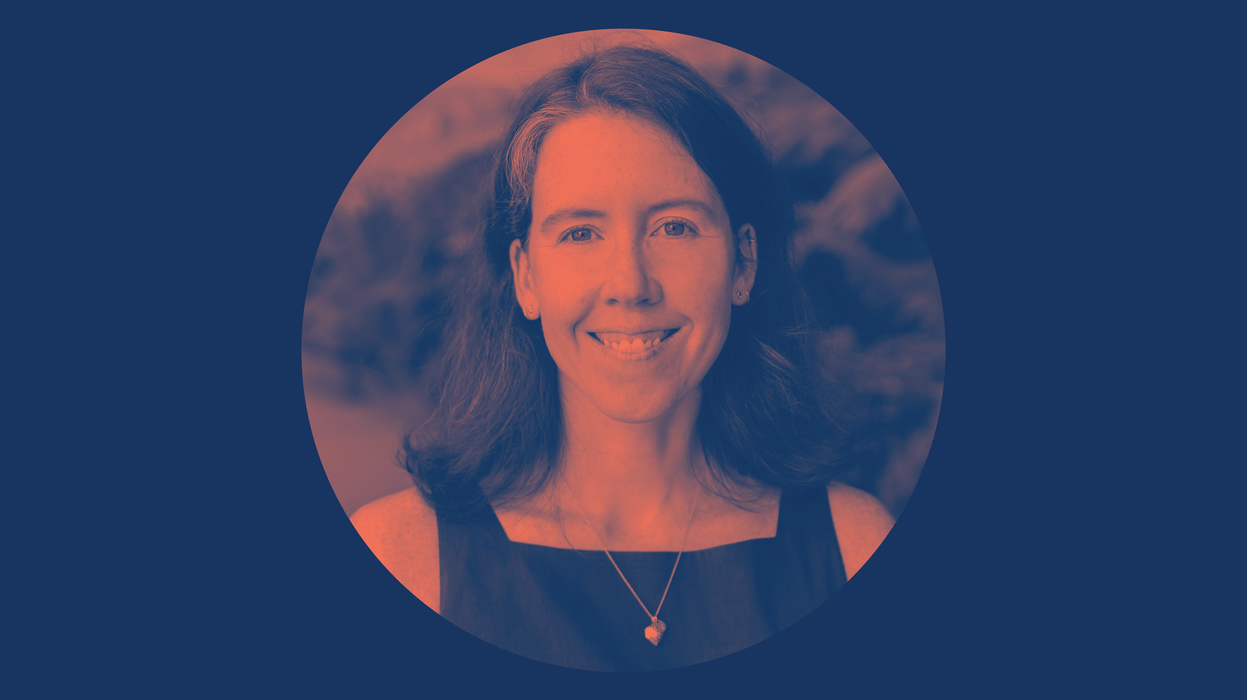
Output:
[601, 237, 661, 307]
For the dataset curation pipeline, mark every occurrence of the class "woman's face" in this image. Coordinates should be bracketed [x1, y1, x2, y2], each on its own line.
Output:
[511, 112, 755, 424]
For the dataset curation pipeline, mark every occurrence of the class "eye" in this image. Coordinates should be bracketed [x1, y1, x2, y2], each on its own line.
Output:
[657, 220, 696, 237]
[562, 227, 594, 244]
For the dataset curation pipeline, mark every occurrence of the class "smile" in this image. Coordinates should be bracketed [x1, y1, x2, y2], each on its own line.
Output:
[587, 329, 679, 354]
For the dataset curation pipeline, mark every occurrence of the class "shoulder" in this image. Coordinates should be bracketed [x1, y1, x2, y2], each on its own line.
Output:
[826, 481, 895, 580]
[350, 486, 440, 613]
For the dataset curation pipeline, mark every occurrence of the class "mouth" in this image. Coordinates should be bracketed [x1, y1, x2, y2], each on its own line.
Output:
[587, 328, 679, 353]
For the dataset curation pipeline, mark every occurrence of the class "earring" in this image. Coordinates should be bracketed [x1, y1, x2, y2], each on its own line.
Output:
[736, 290, 749, 302]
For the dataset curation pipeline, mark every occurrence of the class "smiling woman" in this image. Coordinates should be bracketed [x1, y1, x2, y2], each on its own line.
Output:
[345, 39, 905, 672]
[513, 112, 751, 428]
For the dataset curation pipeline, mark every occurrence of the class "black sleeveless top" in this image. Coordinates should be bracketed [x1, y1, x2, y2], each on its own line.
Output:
[438, 487, 846, 671]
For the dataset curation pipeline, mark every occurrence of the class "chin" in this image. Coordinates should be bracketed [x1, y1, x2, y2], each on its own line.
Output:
[583, 385, 692, 424]
[594, 404, 671, 424]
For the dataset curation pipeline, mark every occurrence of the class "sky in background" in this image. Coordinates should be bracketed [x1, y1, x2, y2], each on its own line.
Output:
[303, 30, 944, 517]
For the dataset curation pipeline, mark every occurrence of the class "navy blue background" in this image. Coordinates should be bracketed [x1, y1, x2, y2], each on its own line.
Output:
[9, 3, 1238, 696]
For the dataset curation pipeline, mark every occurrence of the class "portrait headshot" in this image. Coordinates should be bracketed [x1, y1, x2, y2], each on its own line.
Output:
[302, 29, 945, 672]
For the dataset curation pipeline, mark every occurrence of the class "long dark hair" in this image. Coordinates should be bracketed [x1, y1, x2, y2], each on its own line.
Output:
[404, 43, 853, 521]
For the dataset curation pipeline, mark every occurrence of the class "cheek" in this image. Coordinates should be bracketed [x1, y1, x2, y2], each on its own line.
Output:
[672, 256, 735, 312]
[703, 297, 735, 346]
[532, 268, 595, 336]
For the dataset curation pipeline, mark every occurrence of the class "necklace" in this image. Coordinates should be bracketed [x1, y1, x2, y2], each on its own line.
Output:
[570, 488, 700, 647]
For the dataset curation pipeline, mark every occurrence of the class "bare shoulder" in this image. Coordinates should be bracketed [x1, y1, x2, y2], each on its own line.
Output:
[827, 481, 895, 580]
[350, 486, 440, 613]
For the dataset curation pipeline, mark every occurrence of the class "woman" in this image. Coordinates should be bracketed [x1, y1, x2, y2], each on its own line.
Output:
[351, 43, 895, 671]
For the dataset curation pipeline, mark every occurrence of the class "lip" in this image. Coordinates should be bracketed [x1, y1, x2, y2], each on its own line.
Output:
[587, 328, 679, 343]
[586, 328, 680, 337]
[587, 327, 681, 358]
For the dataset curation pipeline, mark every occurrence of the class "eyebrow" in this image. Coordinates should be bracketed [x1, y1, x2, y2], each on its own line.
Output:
[538, 208, 607, 232]
[537, 198, 720, 233]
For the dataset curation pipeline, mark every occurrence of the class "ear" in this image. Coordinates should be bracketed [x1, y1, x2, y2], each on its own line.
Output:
[732, 224, 757, 305]
[510, 238, 538, 319]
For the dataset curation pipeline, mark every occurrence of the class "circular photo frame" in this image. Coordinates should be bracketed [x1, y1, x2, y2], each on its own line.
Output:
[303, 29, 943, 671]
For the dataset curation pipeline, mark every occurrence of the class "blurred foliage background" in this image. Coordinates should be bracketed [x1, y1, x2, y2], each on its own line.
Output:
[303, 31, 944, 517]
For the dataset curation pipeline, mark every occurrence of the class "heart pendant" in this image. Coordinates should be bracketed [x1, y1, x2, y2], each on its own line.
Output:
[644, 619, 666, 646]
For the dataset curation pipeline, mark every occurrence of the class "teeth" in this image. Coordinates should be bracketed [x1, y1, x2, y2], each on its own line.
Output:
[600, 333, 667, 353]
[597, 330, 666, 346]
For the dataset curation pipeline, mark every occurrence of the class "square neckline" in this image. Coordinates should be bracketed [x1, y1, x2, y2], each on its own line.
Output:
[485, 489, 794, 555]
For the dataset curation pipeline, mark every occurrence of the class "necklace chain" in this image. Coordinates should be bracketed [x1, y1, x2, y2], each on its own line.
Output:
[569, 486, 701, 625]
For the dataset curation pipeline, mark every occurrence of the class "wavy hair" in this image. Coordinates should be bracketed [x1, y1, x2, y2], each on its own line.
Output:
[404, 44, 853, 521]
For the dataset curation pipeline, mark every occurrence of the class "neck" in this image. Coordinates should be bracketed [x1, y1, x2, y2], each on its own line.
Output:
[550, 377, 706, 548]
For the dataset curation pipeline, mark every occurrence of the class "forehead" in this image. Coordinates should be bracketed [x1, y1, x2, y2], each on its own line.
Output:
[530, 112, 725, 216]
